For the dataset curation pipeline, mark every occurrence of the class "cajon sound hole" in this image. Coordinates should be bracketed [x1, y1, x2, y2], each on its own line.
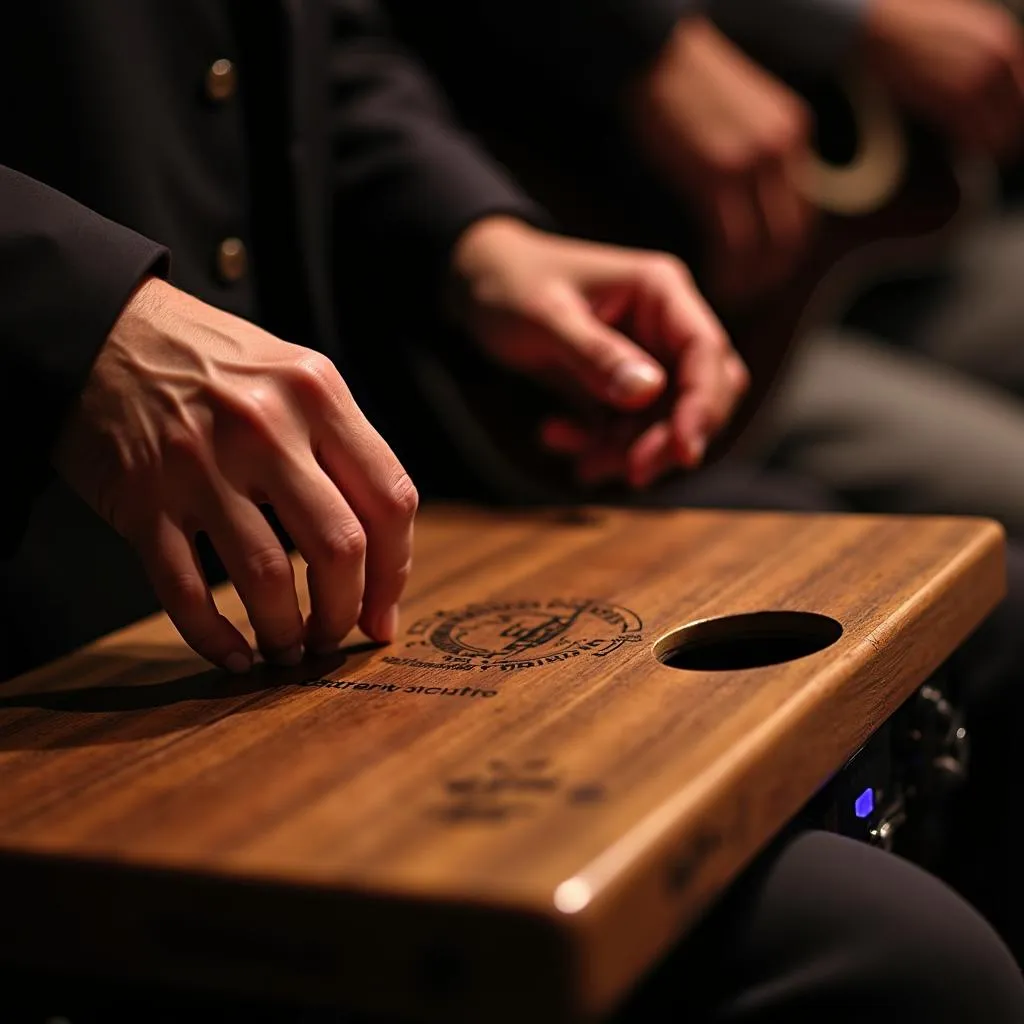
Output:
[655, 612, 842, 671]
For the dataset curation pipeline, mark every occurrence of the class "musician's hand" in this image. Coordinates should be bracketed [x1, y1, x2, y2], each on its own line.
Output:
[866, 0, 1024, 159]
[450, 216, 749, 488]
[53, 278, 417, 672]
[628, 17, 816, 302]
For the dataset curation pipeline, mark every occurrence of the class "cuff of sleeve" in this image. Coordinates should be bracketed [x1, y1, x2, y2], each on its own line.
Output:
[0, 182, 169, 553]
[710, 0, 869, 70]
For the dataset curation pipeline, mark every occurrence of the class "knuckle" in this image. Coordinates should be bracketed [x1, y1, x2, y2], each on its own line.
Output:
[160, 570, 209, 611]
[384, 472, 420, 522]
[320, 522, 367, 565]
[234, 386, 290, 433]
[245, 545, 294, 589]
[290, 352, 346, 403]
[708, 140, 754, 176]
[645, 251, 689, 285]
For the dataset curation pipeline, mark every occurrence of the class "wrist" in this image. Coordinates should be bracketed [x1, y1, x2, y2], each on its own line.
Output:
[111, 275, 170, 337]
[447, 216, 538, 320]
[630, 15, 716, 119]
[451, 216, 537, 274]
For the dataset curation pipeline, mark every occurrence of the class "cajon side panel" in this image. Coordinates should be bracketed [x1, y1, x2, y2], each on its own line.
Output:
[0, 853, 577, 1024]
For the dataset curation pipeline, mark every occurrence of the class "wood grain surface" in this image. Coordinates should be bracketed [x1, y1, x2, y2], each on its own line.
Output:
[0, 506, 1006, 1022]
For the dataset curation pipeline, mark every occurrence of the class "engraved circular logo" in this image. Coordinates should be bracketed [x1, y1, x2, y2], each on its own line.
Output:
[384, 599, 643, 673]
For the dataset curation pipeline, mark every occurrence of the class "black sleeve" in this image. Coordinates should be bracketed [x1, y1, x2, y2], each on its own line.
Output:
[0, 165, 168, 553]
[326, 0, 552, 313]
[385, 0, 701, 109]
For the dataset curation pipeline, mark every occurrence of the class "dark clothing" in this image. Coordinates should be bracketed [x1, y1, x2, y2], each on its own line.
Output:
[384, 0, 691, 115]
[0, 170, 169, 549]
[0, 0, 540, 551]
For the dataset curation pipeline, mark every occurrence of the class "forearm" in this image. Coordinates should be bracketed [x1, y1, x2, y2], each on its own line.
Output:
[328, 2, 550, 316]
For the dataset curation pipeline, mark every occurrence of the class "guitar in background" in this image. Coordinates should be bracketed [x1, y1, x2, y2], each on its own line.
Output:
[410, 69, 995, 503]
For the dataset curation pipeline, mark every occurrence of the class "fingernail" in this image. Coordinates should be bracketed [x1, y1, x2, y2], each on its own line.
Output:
[689, 436, 707, 465]
[608, 363, 663, 405]
[224, 652, 252, 675]
[272, 645, 304, 667]
[377, 605, 399, 643]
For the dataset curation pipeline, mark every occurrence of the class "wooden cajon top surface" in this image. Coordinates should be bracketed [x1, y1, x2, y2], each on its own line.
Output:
[0, 506, 1005, 1021]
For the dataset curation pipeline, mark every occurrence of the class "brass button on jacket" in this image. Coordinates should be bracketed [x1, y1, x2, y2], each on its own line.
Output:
[216, 237, 247, 283]
[205, 58, 237, 102]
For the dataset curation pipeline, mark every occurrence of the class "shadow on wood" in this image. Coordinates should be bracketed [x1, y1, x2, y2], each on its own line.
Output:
[0, 643, 381, 749]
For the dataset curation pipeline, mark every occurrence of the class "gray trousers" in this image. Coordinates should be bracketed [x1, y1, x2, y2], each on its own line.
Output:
[760, 210, 1024, 535]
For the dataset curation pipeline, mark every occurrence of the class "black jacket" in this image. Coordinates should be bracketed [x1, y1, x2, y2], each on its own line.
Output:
[383, 0, 693, 145]
[0, 0, 548, 676]
[386, 0, 692, 112]
[0, 0, 540, 550]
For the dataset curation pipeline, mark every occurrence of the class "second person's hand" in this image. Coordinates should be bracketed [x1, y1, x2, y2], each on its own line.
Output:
[450, 216, 749, 489]
[628, 17, 817, 302]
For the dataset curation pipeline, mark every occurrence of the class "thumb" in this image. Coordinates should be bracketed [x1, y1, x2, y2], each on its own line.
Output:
[542, 296, 667, 410]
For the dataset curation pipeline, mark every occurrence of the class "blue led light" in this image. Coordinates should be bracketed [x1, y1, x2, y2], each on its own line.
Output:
[854, 787, 874, 819]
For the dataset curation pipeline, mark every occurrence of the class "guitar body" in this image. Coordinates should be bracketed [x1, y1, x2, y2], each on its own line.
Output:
[410, 75, 979, 502]
[717, 80, 974, 455]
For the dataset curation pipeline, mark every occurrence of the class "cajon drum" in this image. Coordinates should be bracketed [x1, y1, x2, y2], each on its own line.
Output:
[0, 506, 1005, 1022]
